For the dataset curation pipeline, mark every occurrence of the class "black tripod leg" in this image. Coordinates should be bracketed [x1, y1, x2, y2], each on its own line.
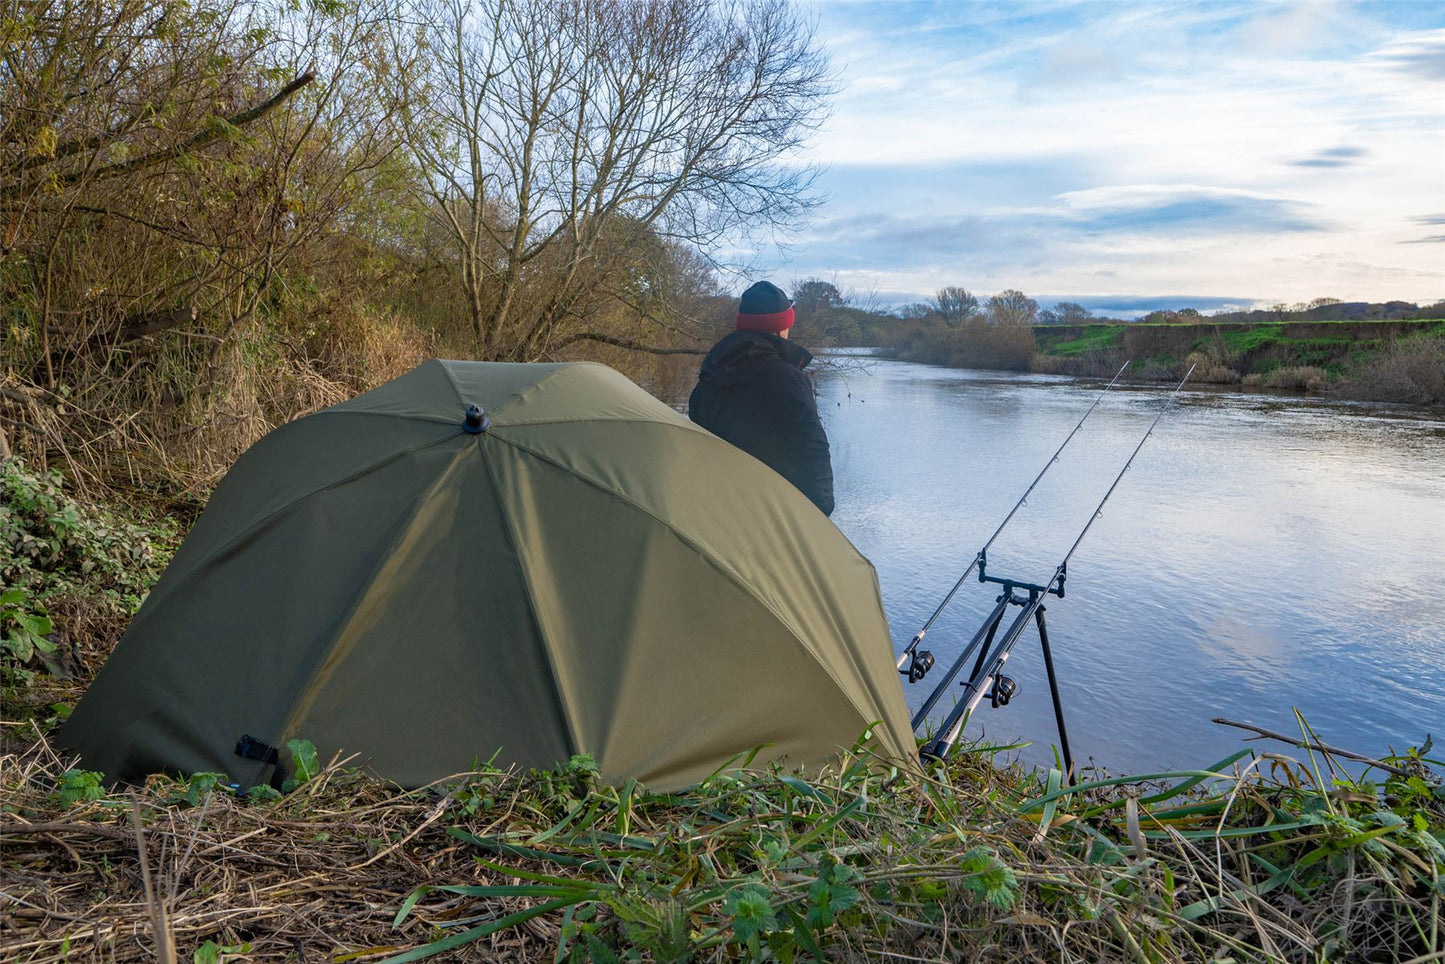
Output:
[968, 610, 1003, 684]
[1034, 606, 1075, 783]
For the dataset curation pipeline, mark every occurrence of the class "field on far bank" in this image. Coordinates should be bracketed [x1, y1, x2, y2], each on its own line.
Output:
[884, 318, 1445, 405]
[1032, 319, 1445, 402]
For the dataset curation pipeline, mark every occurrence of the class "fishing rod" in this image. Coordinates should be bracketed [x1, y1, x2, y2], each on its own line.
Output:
[897, 360, 1131, 684]
[917, 365, 1197, 773]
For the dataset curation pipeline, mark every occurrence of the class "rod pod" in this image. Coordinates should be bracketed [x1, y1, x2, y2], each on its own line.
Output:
[919, 365, 1197, 768]
[897, 361, 1131, 683]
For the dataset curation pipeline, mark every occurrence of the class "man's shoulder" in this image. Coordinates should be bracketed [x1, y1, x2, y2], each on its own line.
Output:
[700, 332, 808, 383]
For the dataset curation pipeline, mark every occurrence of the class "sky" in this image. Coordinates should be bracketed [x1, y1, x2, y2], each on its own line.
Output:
[749, 0, 1445, 317]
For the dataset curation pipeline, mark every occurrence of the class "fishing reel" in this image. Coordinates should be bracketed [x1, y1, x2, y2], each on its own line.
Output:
[901, 648, 934, 683]
[985, 674, 1017, 708]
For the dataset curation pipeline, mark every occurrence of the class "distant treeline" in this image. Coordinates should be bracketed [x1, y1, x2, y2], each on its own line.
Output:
[789, 280, 1445, 343]
[1136, 297, 1445, 325]
[786, 280, 1445, 406]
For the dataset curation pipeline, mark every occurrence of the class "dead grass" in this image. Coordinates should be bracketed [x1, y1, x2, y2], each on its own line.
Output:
[1263, 366, 1330, 392]
[1183, 352, 1241, 384]
[2, 728, 551, 964]
[1337, 335, 1445, 406]
[0, 303, 432, 503]
[3, 715, 1440, 964]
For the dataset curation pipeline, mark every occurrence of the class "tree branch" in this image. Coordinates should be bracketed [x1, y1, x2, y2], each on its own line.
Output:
[551, 332, 705, 356]
[4, 73, 317, 198]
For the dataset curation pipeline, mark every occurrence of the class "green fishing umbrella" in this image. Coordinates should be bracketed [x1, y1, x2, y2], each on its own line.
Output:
[62, 360, 913, 790]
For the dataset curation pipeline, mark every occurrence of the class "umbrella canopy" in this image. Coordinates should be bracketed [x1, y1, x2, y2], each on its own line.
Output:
[62, 360, 914, 790]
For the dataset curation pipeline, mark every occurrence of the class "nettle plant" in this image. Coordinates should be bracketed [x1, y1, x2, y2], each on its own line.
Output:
[0, 459, 176, 675]
[1, 586, 54, 667]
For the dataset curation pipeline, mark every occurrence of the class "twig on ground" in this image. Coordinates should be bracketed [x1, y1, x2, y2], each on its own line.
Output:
[1212, 717, 1410, 777]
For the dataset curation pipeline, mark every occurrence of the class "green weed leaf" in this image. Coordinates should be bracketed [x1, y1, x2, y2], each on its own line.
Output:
[806, 856, 863, 929]
[54, 769, 105, 808]
[960, 846, 1019, 911]
[724, 883, 778, 945]
[287, 738, 320, 784]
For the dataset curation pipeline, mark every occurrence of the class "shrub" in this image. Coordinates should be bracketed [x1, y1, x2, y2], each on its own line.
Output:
[1131, 359, 1179, 381]
[1264, 365, 1329, 391]
[901, 320, 1035, 371]
[1031, 351, 1126, 378]
[0, 459, 176, 674]
[1338, 335, 1445, 405]
[1183, 351, 1241, 384]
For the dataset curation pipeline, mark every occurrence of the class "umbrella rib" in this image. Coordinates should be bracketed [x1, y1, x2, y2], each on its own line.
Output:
[136, 424, 466, 619]
[473, 434, 583, 762]
[273, 444, 483, 756]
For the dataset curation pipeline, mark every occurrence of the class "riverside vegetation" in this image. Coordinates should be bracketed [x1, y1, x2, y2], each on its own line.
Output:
[4, 459, 1444, 963]
[0, 0, 827, 499]
[788, 283, 1445, 407]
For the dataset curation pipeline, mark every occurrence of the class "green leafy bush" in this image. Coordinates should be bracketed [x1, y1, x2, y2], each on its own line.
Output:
[1, 587, 54, 666]
[0, 458, 176, 674]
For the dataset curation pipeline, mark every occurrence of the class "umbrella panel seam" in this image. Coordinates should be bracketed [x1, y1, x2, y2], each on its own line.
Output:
[483, 429, 891, 744]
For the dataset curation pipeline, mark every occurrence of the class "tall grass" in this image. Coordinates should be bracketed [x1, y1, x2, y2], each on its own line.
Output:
[1338, 336, 1445, 406]
[1262, 366, 1330, 391]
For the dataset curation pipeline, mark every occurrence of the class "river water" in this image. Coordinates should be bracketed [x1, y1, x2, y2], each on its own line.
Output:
[812, 351, 1445, 775]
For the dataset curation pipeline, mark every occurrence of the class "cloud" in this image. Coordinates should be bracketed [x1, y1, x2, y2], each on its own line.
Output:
[1400, 214, 1445, 244]
[1290, 146, 1369, 169]
[765, 4, 1445, 308]
[804, 212, 1018, 269]
[1231, 2, 1360, 55]
[795, 182, 1337, 273]
[1022, 38, 1124, 91]
[1057, 185, 1334, 234]
[789, 181, 1336, 288]
[1366, 29, 1445, 81]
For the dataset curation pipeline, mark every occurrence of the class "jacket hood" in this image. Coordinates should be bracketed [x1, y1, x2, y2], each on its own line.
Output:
[698, 330, 814, 390]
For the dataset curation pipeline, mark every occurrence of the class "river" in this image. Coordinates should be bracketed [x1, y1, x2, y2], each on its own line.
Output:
[812, 351, 1445, 776]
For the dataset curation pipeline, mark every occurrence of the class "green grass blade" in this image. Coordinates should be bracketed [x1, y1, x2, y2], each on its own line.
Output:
[1033, 768, 1063, 840]
[1180, 865, 1295, 920]
[377, 897, 580, 964]
[448, 828, 587, 867]
[791, 795, 865, 849]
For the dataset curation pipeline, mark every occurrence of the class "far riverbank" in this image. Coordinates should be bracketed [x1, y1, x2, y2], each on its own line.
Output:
[885, 318, 1445, 405]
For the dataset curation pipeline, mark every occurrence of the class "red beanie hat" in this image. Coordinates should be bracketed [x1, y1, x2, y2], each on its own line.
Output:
[735, 280, 795, 333]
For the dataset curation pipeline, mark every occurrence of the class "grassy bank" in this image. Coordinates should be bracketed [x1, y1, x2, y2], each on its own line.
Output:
[4, 462, 1444, 963]
[5, 715, 1443, 962]
[1032, 320, 1445, 404]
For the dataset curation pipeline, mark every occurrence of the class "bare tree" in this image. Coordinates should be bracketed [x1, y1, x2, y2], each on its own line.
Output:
[1039, 301, 1091, 325]
[930, 285, 980, 327]
[986, 289, 1038, 327]
[386, 0, 832, 360]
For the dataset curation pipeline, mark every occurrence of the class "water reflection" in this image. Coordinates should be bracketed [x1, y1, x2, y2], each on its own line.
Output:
[815, 352, 1445, 774]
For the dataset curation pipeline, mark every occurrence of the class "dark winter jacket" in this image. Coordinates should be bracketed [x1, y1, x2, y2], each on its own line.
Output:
[689, 330, 834, 516]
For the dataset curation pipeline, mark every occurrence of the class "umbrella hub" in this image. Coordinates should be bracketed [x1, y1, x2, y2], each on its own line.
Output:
[463, 404, 492, 434]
